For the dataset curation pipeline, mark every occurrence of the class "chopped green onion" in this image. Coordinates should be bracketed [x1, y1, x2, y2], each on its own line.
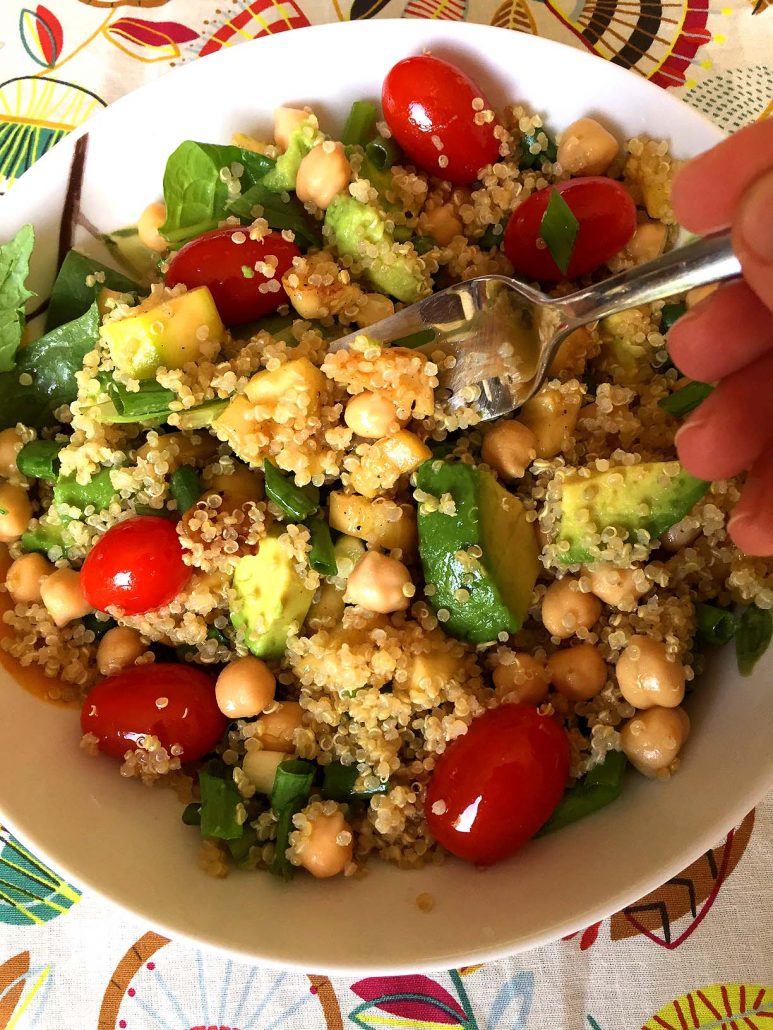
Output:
[307, 517, 337, 576]
[412, 235, 436, 255]
[539, 750, 627, 835]
[176, 399, 229, 431]
[661, 301, 686, 334]
[16, 440, 63, 481]
[365, 137, 400, 172]
[228, 826, 259, 867]
[170, 464, 202, 515]
[241, 265, 255, 279]
[321, 761, 388, 802]
[263, 460, 319, 520]
[54, 467, 118, 514]
[393, 328, 435, 350]
[182, 803, 202, 826]
[82, 614, 117, 640]
[520, 131, 557, 169]
[539, 188, 579, 276]
[105, 378, 177, 421]
[658, 381, 714, 417]
[342, 100, 377, 147]
[695, 602, 739, 646]
[736, 605, 772, 676]
[198, 768, 244, 840]
[270, 758, 316, 880]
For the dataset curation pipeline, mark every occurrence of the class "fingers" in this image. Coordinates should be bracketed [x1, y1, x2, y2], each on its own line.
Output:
[733, 169, 773, 314]
[675, 349, 773, 481]
[671, 120, 773, 234]
[728, 448, 773, 557]
[668, 281, 773, 381]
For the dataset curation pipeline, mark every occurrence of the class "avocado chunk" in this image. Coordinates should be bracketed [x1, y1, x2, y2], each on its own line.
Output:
[101, 286, 224, 380]
[230, 533, 315, 659]
[556, 461, 709, 564]
[324, 195, 429, 303]
[416, 460, 539, 644]
[262, 116, 323, 193]
[54, 467, 118, 515]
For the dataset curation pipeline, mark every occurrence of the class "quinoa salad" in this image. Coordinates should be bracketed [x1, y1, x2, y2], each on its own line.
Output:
[0, 53, 771, 881]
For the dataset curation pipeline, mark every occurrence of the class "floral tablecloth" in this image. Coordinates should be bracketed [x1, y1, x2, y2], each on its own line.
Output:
[0, 2, 772, 1027]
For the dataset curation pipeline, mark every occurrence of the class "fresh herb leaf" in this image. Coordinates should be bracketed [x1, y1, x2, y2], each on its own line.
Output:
[695, 602, 739, 646]
[0, 225, 35, 373]
[198, 767, 244, 840]
[270, 758, 316, 880]
[159, 141, 275, 246]
[54, 467, 118, 514]
[206, 624, 230, 647]
[321, 761, 388, 802]
[263, 460, 319, 520]
[181, 803, 202, 827]
[539, 188, 579, 276]
[16, 440, 63, 481]
[46, 250, 138, 332]
[0, 302, 100, 431]
[660, 301, 686, 335]
[736, 605, 773, 676]
[658, 381, 714, 417]
[520, 130, 557, 169]
[307, 517, 337, 576]
[227, 182, 321, 250]
[170, 464, 202, 514]
[82, 613, 117, 640]
[342, 100, 378, 147]
[479, 221, 506, 249]
[539, 751, 627, 835]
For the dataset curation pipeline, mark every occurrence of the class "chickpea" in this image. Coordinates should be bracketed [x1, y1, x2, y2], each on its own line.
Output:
[137, 202, 168, 253]
[419, 203, 463, 247]
[344, 392, 400, 439]
[273, 106, 310, 151]
[0, 483, 32, 543]
[0, 428, 24, 478]
[345, 551, 412, 614]
[96, 626, 144, 677]
[587, 565, 648, 611]
[621, 706, 690, 779]
[493, 652, 551, 705]
[557, 117, 620, 177]
[481, 420, 537, 481]
[297, 807, 353, 879]
[519, 386, 582, 459]
[215, 656, 276, 719]
[547, 643, 607, 701]
[355, 294, 395, 328]
[660, 516, 701, 553]
[255, 700, 303, 752]
[541, 578, 601, 639]
[549, 326, 595, 378]
[242, 748, 288, 794]
[39, 568, 91, 627]
[5, 553, 53, 604]
[616, 635, 686, 709]
[626, 221, 667, 264]
[295, 141, 351, 209]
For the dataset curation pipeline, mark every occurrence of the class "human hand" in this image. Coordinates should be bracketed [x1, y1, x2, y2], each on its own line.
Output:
[669, 119, 773, 557]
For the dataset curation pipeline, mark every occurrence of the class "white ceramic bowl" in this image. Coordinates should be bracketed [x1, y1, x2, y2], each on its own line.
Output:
[0, 20, 770, 974]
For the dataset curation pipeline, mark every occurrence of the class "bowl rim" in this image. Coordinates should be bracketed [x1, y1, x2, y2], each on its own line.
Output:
[2, 20, 766, 975]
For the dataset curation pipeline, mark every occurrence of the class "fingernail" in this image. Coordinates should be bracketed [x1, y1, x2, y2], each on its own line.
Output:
[674, 418, 709, 448]
[727, 510, 752, 532]
[738, 169, 773, 263]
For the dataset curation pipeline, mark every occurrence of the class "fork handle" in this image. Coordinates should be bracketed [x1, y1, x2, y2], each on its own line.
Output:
[559, 230, 740, 326]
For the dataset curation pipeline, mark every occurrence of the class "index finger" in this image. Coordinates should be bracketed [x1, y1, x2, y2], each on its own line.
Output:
[671, 120, 773, 234]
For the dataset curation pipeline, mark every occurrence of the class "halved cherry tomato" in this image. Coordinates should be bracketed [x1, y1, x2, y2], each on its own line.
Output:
[166, 226, 300, 326]
[382, 55, 501, 185]
[81, 516, 191, 616]
[82, 664, 225, 761]
[503, 177, 637, 283]
[425, 704, 570, 865]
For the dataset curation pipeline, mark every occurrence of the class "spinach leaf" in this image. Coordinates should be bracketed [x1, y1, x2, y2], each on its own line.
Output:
[159, 141, 275, 246]
[198, 767, 244, 840]
[228, 182, 322, 250]
[46, 250, 138, 331]
[695, 602, 739, 646]
[539, 751, 627, 835]
[0, 225, 35, 373]
[0, 303, 100, 430]
[736, 605, 773, 676]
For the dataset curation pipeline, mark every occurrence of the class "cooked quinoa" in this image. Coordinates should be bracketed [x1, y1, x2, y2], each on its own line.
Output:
[1, 77, 771, 882]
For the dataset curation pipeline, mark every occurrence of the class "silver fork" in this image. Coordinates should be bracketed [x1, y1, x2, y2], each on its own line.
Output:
[329, 232, 740, 421]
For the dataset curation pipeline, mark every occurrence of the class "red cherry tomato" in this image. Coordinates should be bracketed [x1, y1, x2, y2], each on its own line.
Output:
[166, 226, 300, 326]
[81, 664, 225, 761]
[503, 177, 637, 283]
[81, 516, 191, 616]
[425, 704, 570, 865]
[382, 55, 501, 185]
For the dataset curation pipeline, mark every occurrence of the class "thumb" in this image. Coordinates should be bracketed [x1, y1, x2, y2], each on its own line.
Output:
[733, 168, 773, 314]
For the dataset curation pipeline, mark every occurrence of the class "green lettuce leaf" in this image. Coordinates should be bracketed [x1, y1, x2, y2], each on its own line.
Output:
[0, 225, 35, 373]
